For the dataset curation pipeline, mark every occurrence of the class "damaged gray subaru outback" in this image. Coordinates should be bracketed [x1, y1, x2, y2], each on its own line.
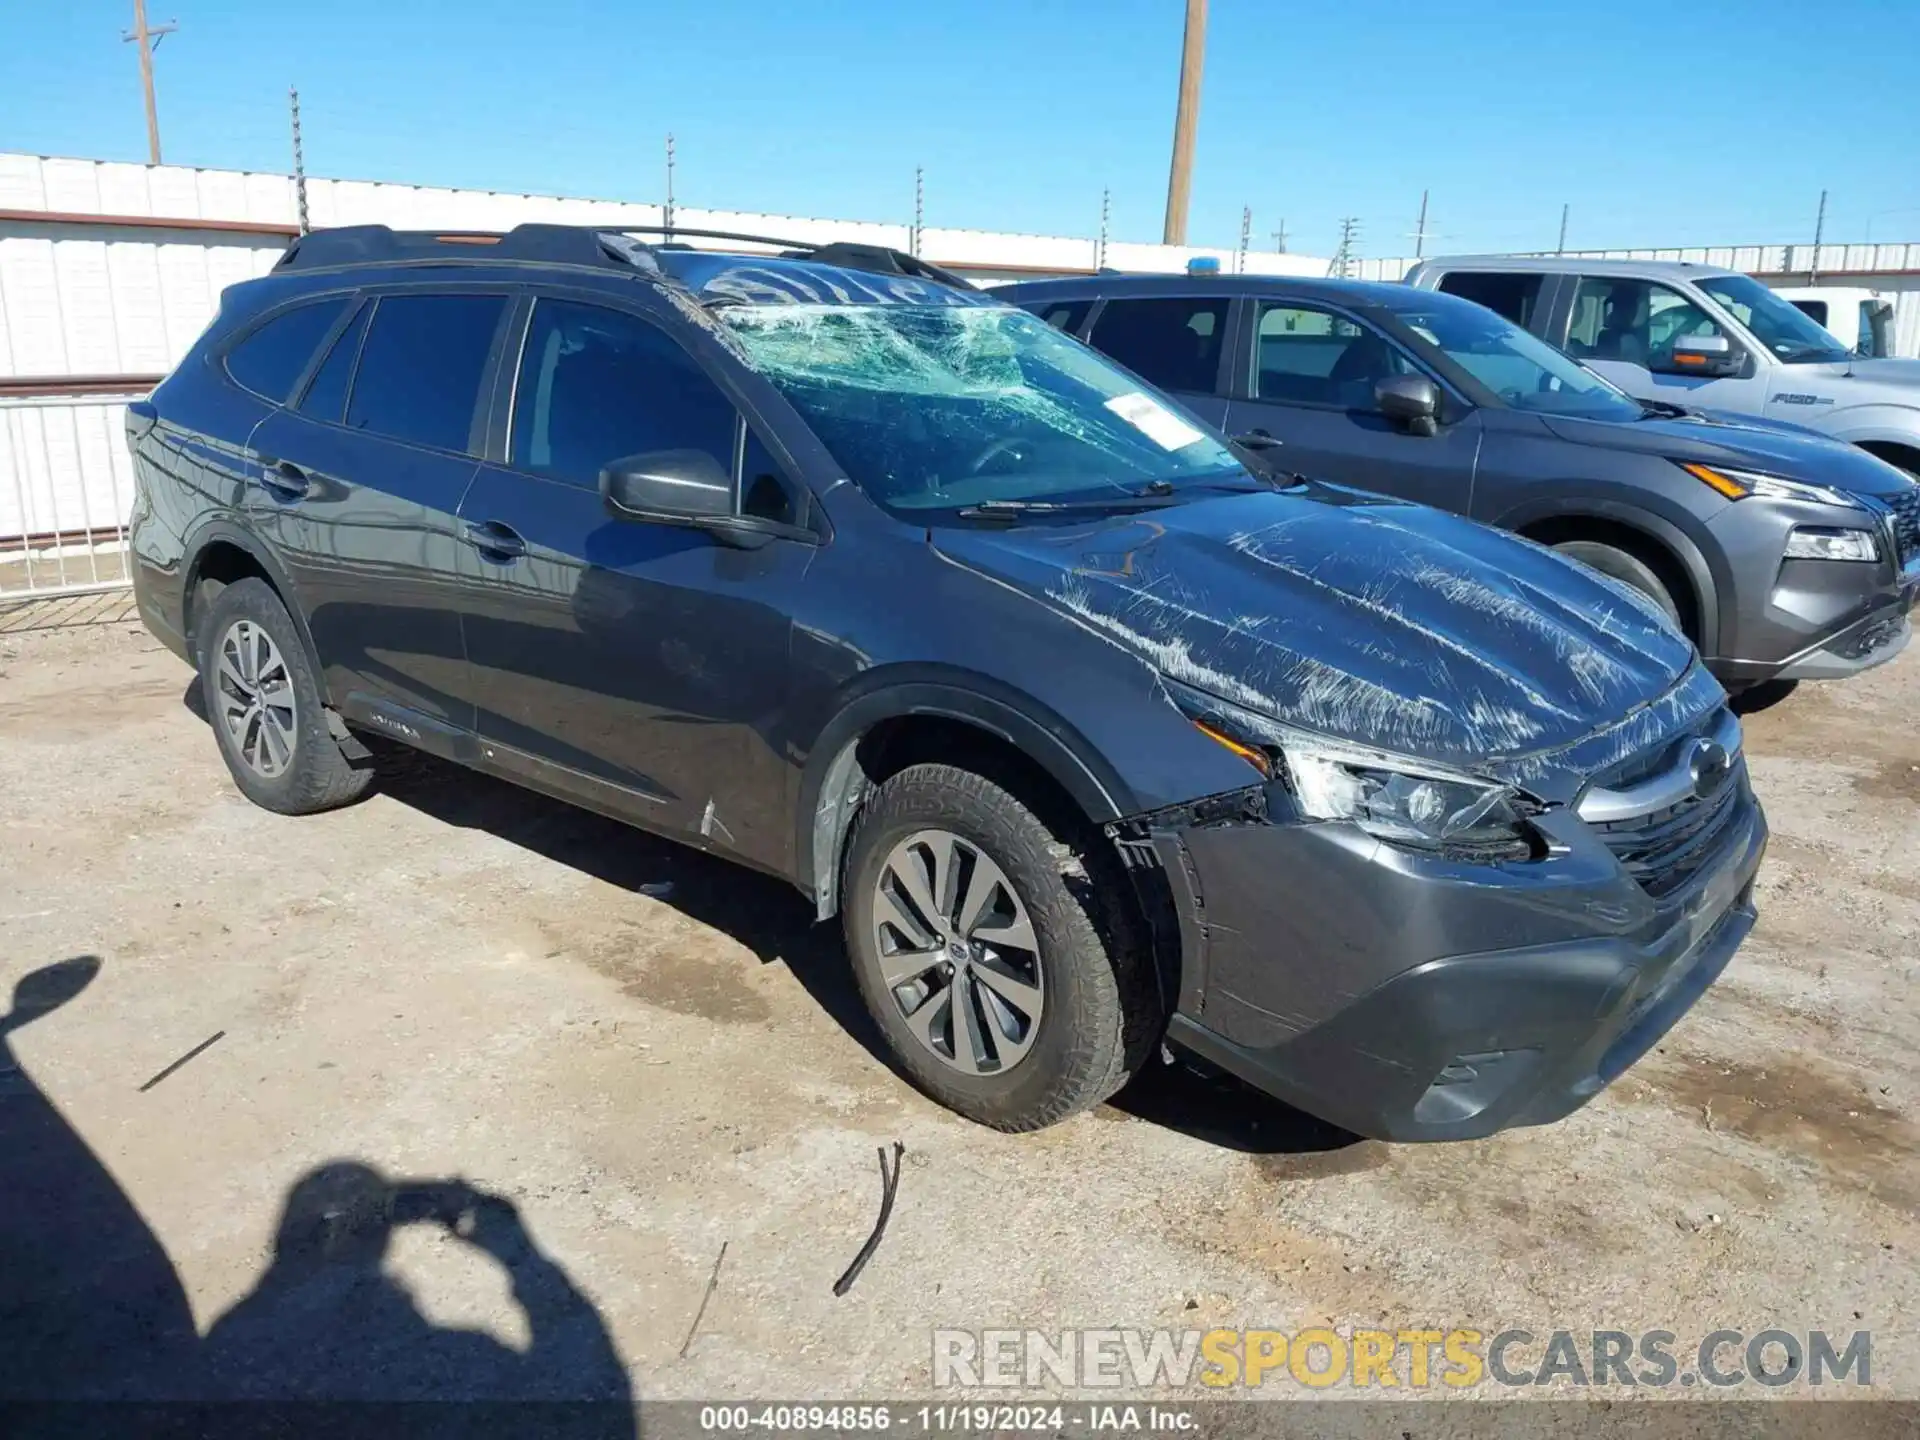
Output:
[129, 226, 1765, 1141]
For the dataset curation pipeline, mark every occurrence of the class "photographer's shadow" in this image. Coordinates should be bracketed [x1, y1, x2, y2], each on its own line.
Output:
[0, 957, 633, 1425]
[200, 1161, 632, 1412]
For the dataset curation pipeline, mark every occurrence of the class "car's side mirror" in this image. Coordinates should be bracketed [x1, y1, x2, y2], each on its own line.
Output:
[599, 449, 774, 550]
[600, 449, 732, 520]
[1375, 375, 1440, 437]
[1655, 333, 1744, 380]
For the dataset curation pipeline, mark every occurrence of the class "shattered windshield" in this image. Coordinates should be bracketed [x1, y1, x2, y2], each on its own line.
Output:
[720, 303, 1246, 511]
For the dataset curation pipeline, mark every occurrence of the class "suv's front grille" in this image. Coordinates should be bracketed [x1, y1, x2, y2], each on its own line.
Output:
[1588, 765, 1748, 899]
[1885, 486, 1920, 568]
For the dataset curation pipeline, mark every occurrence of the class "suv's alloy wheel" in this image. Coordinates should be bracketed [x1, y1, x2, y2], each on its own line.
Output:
[195, 578, 373, 815]
[213, 619, 297, 778]
[871, 828, 1045, 1076]
[843, 762, 1158, 1131]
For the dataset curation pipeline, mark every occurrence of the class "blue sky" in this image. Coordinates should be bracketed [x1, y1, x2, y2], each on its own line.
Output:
[5, 1, 1919, 257]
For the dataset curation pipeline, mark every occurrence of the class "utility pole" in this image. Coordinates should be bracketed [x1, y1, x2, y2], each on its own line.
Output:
[289, 87, 309, 235]
[1810, 188, 1828, 284]
[911, 166, 924, 257]
[663, 134, 676, 242]
[1096, 187, 1110, 271]
[1237, 205, 1251, 273]
[1412, 189, 1429, 258]
[1556, 202, 1569, 255]
[1161, 0, 1208, 245]
[1271, 219, 1288, 253]
[122, 0, 177, 166]
[1330, 217, 1361, 278]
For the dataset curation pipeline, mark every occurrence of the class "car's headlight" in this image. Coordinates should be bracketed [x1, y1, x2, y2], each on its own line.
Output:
[1177, 683, 1539, 857]
[1283, 747, 1535, 851]
[1783, 525, 1879, 561]
[1679, 461, 1863, 510]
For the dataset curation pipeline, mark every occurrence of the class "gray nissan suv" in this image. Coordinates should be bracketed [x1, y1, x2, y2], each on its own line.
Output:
[1002, 274, 1920, 691]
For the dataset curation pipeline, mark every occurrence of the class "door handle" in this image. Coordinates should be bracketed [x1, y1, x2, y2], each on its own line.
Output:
[257, 458, 312, 500]
[463, 519, 526, 561]
[1233, 429, 1282, 449]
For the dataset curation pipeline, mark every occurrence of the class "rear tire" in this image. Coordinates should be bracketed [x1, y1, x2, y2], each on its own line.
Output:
[1552, 539, 1684, 631]
[842, 763, 1158, 1131]
[196, 578, 372, 815]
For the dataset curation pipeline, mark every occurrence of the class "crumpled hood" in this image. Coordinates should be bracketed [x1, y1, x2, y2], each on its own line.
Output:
[1539, 410, 1916, 498]
[931, 484, 1697, 775]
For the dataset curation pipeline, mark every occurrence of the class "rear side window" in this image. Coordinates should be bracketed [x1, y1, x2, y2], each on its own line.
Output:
[297, 302, 370, 423]
[1086, 297, 1229, 394]
[1025, 299, 1092, 335]
[224, 298, 347, 402]
[1436, 272, 1547, 330]
[1790, 299, 1829, 326]
[345, 293, 507, 453]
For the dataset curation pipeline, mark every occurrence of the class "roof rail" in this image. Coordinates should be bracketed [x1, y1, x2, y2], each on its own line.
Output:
[607, 226, 976, 291]
[273, 221, 977, 290]
[273, 223, 618, 271]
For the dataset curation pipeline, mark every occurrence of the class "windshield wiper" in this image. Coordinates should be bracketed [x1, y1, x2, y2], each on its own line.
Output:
[954, 493, 1184, 520]
[1637, 398, 1693, 420]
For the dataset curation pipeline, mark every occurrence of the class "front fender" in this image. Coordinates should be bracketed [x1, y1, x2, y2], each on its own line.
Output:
[1489, 494, 1725, 659]
[793, 665, 1139, 916]
[1820, 402, 1920, 452]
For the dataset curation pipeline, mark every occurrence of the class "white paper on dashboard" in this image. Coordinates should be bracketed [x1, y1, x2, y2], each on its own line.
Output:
[1103, 391, 1209, 451]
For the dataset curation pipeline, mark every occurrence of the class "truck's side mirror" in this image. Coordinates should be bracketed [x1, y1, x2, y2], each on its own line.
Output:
[1375, 375, 1440, 437]
[1655, 333, 1744, 380]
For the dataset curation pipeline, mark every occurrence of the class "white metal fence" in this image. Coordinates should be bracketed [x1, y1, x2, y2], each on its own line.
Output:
[0, 392, 143, 599]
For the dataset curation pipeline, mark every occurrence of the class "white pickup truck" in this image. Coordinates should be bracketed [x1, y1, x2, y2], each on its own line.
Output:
[1405, 257, 1920, 477]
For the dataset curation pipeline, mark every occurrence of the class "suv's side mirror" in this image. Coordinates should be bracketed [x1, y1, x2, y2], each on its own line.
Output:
[599, 451, 779, 552]
[1375, 375, 1440, 437]
[601, 449, 732, 520]
[1656, 333, 1744, 380]
[599, 449, 774, 550]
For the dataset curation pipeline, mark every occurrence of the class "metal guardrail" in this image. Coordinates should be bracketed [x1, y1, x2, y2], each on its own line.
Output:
[1, 390, 148, 600]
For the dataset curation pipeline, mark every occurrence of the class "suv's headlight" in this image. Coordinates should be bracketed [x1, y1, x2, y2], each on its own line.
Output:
[1283, 747, 1534, 851]
[1783, 525, 1879, 562]
[1176, 682, 1539, 856]
[1679, 461, 1863, 510]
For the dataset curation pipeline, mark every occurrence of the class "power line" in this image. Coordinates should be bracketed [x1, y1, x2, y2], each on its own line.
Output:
[289, 87, 308, 235]
[1330, 217, 1362, 278]
[121, 0, 177, 166]
[663, 133, 677, 241]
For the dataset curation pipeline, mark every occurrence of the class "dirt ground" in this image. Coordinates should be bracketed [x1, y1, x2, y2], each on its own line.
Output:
[1, 613, 1916, 1407]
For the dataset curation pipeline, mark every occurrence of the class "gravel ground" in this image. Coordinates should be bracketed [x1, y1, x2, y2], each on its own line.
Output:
[1, 616, 1915, 1412]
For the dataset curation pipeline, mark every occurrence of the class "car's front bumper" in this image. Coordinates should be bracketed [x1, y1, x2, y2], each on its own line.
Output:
[1705, 498, 1920, 684]
[1147, 777, 1767, 1142]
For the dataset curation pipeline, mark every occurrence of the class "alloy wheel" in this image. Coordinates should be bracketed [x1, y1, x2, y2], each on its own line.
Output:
[870, 828, 1044, 1075]
[215, 619, 297, 779]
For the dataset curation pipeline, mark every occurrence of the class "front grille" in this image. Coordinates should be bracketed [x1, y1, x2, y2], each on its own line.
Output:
[1885, 486, 1920, 568]
[1589, 765, 1749, 899]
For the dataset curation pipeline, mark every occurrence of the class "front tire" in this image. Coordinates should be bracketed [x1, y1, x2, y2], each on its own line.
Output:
[842, 763, 1158, 1131]
[1552, 539, 1684, 632]
[196, 577, 372, 815]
